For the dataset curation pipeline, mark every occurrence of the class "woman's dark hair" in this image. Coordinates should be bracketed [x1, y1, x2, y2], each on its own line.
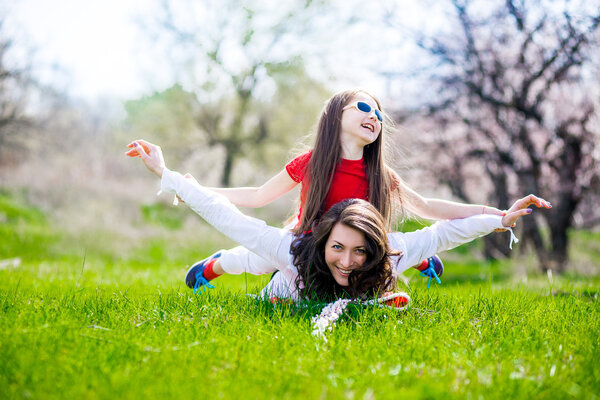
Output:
[292, 89, 404, 236]
[291, 198, 401, 300]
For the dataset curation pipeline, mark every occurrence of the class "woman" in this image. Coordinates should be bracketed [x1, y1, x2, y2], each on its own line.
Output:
[129, 139, 550, 301]
[128, 90, 506, 289]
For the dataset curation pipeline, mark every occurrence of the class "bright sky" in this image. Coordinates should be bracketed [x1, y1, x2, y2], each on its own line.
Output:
[5, 0, 439, 103]
[6, 0, 165, 101]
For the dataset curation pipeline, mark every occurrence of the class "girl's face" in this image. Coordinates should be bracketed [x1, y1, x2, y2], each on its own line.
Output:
[340, 92, 382, 149]
[324, 222, 368, 287]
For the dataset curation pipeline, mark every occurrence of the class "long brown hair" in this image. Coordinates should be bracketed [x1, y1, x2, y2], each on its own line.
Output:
[292, 89, 402, 235]
[291, 199, 400, 300]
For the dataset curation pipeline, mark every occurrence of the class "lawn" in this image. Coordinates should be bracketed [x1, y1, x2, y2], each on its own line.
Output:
[1, 193, 599, 399]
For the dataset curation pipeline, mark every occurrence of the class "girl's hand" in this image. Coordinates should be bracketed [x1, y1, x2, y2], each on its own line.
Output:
[501, 194, 552, 228]
[126, 139, 166, 178]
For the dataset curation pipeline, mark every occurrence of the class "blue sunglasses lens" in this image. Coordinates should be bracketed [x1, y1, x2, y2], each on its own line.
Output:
[356, 102, 383, 122]
[356, 101, 371, 112]
[374, 109, 383, 121]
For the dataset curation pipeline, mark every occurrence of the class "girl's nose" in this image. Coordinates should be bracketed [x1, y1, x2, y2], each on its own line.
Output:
[368, 113, 378, 122]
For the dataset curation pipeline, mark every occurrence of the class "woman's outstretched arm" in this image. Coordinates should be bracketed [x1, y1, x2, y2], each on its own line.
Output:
[388, 194, 551, 273]
[128, 139, 294, 271]
[126, 140, 298, 207]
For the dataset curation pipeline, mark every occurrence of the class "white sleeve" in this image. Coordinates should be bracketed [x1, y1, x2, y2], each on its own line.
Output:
[388, 215, 510, 274]
[160, 168, 293, 270]
[260, 269, 301, 301]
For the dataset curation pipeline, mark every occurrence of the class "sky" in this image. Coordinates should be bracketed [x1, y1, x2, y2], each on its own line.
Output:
[4, 0, 438, 103]
[6, 0, 165, 101]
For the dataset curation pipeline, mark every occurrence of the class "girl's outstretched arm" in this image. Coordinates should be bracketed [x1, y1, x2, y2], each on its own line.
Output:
[205, 170, 298, 207]
[388, 194, 551, 273]
[500, 194, 552, 227]
[127, 141, 298, 207]
[400, 180, 505, 219]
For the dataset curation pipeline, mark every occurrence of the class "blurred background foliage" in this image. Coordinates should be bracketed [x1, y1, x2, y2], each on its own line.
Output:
[0, 0, 598, 277]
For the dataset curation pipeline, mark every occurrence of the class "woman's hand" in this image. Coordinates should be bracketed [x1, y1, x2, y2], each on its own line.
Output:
[501, 194, 552, 228]
[125, 140, 166, 178]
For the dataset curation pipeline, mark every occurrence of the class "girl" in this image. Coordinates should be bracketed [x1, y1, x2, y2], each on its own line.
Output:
[127, 90, 504, 289]
[129, 140, 550, 301]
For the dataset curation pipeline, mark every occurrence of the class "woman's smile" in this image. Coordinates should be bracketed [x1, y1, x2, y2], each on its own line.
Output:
[324, 222, 368, 286]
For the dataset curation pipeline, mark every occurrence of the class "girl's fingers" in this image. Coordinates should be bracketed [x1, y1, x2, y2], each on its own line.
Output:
[524, 195, 552, 209]
[539, 199, 552, 209]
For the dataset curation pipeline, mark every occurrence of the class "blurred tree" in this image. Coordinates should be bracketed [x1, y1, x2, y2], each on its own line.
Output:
[0, 17, 33, 166]
[134, 0, 325, 186]
[387, 0, 600, 272]
[124, 60, 331, 185]
[123, 84, 201, 165]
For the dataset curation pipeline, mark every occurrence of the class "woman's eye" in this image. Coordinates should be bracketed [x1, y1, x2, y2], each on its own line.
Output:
[355, 248, 366, 255]
[332, 244, 342, 250]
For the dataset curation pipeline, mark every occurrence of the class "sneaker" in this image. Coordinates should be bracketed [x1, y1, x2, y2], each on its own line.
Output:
[269, 297, 294, 305]
[378, 292, 412, 311]
[185, 252, 221, 292]
[417, 255, 444, 289]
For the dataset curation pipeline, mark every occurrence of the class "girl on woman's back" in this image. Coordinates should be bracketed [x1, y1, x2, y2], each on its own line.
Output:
[127, 89, 504, 289]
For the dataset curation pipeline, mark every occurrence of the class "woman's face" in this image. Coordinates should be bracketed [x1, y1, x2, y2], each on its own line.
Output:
[324, 222, 368, 287]
[340, 92, 382, 149]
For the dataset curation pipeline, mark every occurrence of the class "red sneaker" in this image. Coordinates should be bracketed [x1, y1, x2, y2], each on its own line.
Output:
[416, 255, 444, 289]
[378, 292, 411, 310]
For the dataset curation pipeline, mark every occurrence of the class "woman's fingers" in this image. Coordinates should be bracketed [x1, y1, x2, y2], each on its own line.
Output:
[126, 140, 165, 177]
[127, 140, 152, 155]
[502, 208, 533, 227]
[125, 149, 141, 157]
[133, 141, 150, 159]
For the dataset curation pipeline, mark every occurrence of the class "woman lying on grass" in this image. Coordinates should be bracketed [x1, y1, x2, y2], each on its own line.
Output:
[129, 139, 551, 302]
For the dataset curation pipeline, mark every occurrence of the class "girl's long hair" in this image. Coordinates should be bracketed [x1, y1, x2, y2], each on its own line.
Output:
[291, 199, 401, 300]
[292, 89, 402, 236]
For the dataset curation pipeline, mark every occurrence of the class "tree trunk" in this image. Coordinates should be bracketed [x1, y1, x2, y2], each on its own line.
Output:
[545, 191, 579, 273]
[221, 147, 236, 187]
[483, 166, 512, 259]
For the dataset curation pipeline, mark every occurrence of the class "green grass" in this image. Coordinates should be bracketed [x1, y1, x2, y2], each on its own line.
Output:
[1, 193, 599, 399]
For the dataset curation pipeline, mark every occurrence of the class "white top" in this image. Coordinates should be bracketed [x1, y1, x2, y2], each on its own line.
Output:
[160, 168, 511, 300]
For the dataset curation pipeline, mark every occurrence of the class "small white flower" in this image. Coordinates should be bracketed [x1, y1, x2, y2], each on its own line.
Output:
[311, 299, 352, 339]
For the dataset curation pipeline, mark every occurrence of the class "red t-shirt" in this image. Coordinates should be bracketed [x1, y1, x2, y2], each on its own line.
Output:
[285, 151, 369, 221]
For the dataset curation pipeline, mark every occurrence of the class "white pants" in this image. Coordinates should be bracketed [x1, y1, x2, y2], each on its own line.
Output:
[220, 246, 277, 275]
[219, 221, 296, 275]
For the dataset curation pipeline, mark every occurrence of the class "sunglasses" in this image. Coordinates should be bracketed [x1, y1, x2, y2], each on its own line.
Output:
[343, 101, 383, 122]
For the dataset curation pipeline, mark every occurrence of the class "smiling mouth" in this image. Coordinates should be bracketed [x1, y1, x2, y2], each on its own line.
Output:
[361, 123, 375, 132]
[336, 266, 352, 277]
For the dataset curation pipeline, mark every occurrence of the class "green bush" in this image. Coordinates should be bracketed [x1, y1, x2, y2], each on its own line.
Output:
[140, 203, 186, 230]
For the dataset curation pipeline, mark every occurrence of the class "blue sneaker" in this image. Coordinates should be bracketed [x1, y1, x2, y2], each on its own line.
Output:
[417, 255, 444, 289]
[185, 252, 221, 293]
